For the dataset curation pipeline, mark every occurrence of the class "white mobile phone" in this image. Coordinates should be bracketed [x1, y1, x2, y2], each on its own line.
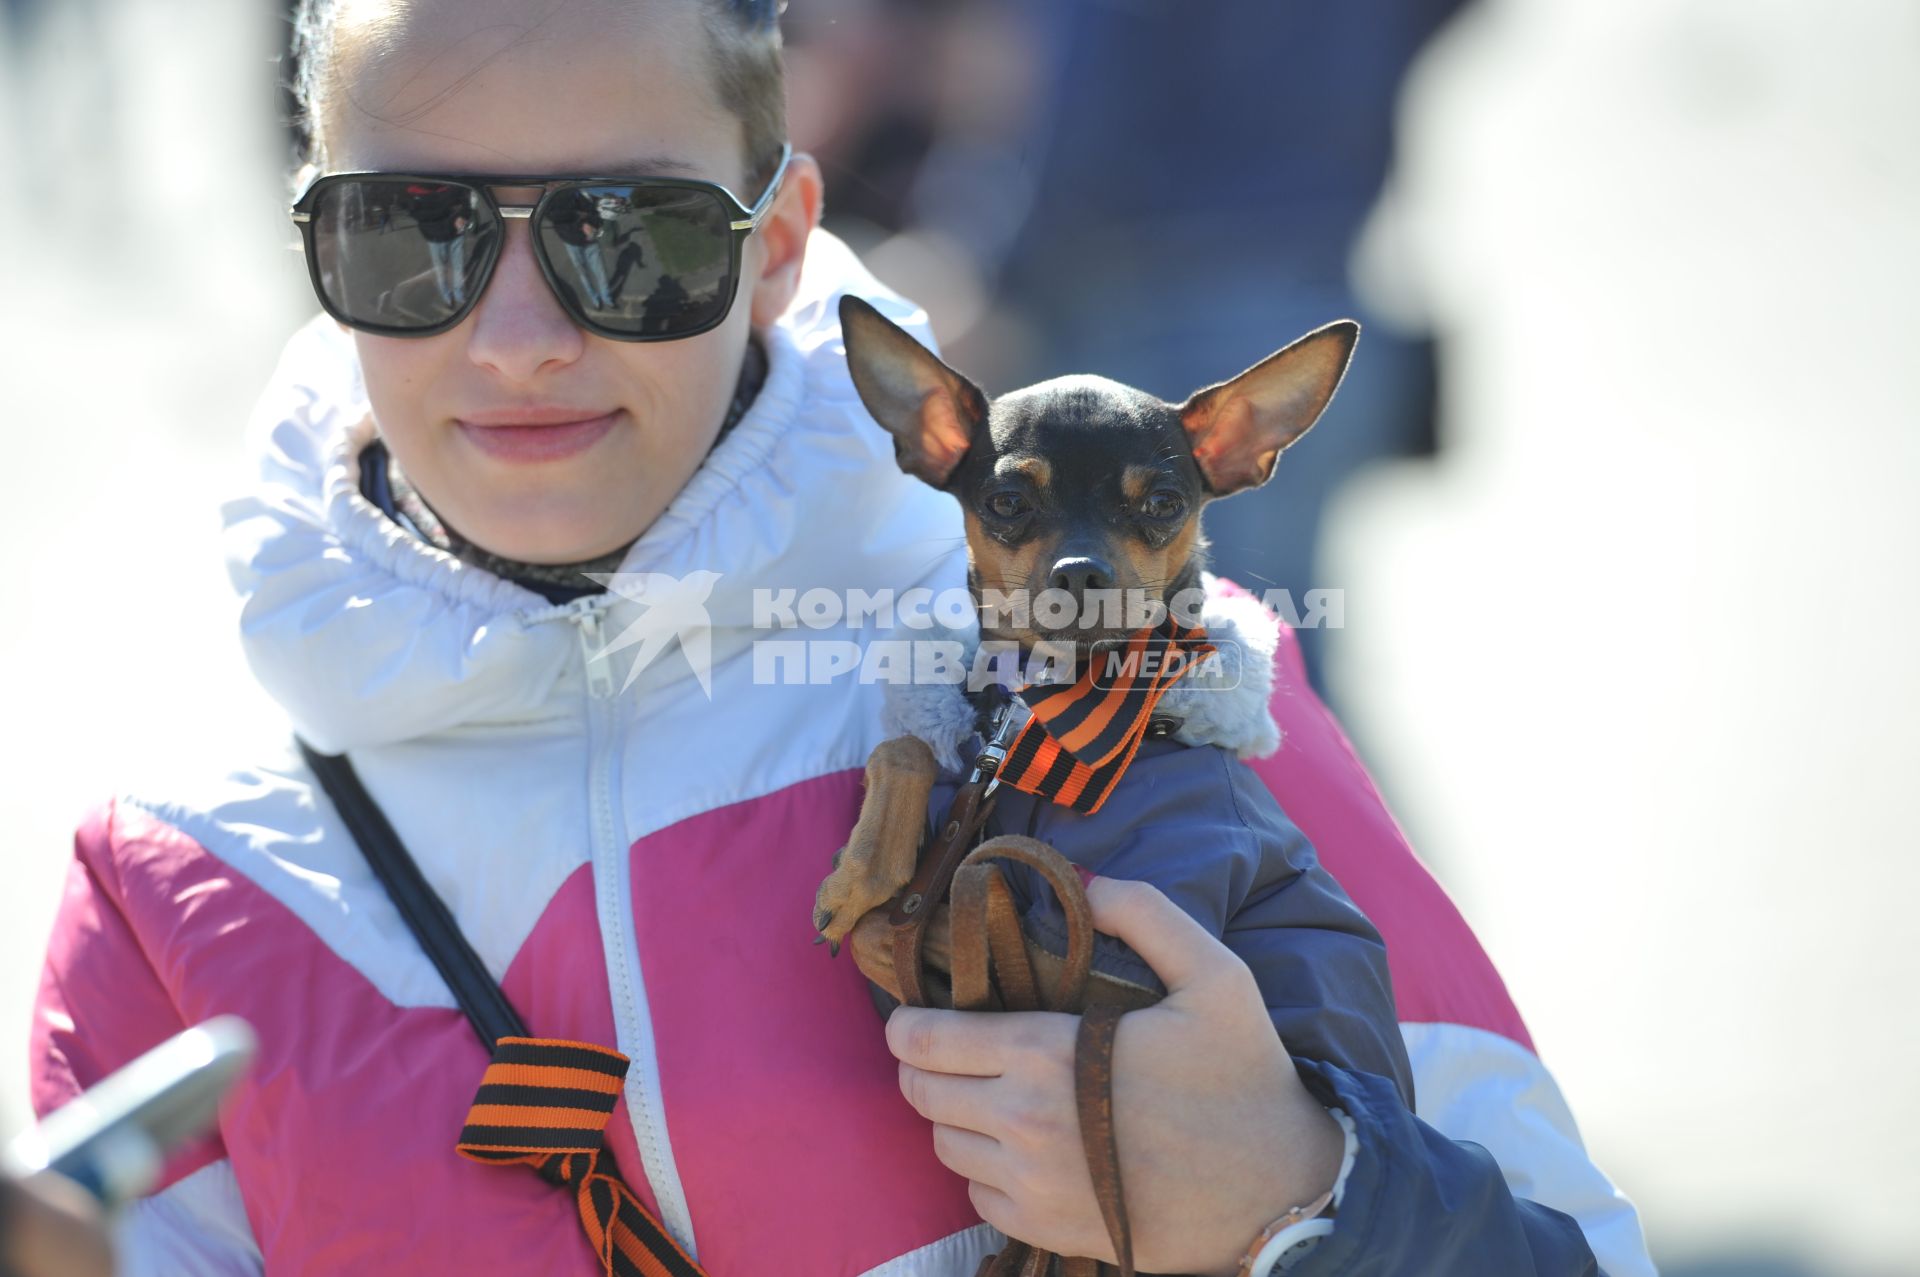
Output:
[4, 1017, 256, 1210]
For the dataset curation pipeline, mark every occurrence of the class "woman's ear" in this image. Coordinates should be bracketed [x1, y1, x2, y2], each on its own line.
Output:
[748, 151, 824, 328]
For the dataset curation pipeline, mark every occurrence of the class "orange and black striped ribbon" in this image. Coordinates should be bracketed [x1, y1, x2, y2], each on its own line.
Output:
[457, 1037, 706, 1277]
[999, 618, 1215, 815]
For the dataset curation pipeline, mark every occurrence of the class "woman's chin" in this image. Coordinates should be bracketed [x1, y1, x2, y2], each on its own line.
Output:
[394, 440, 685, 566]
[453, 505, 653, 567]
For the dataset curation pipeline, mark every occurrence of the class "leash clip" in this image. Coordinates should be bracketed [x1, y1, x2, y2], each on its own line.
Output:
[886, 691, 1019, 934]
[970, 694, 1019, 797]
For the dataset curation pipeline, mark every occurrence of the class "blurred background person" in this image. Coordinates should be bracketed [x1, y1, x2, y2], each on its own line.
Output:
[786, 0, 1461, 688]
[1325, 7, 1920, 1276]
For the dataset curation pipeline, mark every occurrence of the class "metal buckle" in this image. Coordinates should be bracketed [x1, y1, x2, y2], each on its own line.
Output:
[971, 697, 1020, 797]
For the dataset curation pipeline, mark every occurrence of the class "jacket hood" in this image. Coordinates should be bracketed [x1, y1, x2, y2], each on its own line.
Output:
[221, 230, 966, 752]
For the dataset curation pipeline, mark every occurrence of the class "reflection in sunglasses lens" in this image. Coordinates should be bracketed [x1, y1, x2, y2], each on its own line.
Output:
[314, 180, 495, 331]
[536, 185, 734, 338]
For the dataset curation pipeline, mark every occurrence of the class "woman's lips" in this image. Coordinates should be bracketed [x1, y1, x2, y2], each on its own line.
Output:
[455, 410, 620, 463]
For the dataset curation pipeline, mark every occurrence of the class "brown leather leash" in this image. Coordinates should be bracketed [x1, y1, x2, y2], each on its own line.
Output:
[948, 838, 1134, 1277]
[883, 697, 1144, 1277]
[886, 691, 1017, 1008]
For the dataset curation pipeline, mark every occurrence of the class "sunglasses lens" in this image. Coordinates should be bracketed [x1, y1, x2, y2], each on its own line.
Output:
[536, 185, 735, 338]
[310, 180, 498, 331]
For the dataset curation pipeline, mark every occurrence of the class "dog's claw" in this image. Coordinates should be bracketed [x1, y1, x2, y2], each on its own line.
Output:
[813, 905, 835, 933]
[828, 939, 840, 958]
[813, 933, 827, 946]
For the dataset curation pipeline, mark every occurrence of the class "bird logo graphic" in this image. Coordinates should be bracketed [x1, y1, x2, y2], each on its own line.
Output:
[582, 570, 723, 697]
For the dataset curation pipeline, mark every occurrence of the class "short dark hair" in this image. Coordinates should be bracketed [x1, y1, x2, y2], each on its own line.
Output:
[700, 0, 788, 191]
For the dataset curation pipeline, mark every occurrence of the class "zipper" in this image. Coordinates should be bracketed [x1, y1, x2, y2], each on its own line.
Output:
[570, 607, 699, 1254]
[577, 607, 617, 699]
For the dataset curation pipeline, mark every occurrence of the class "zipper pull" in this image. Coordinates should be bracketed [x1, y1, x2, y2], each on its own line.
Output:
[576, 609, 616, 700]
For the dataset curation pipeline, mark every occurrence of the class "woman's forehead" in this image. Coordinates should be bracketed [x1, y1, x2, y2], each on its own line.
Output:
[332, 0, 696, 54]
[324, 0, 742, 180]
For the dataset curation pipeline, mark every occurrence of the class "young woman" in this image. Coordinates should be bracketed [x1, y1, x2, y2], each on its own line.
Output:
[28, 1, 1653, 1273]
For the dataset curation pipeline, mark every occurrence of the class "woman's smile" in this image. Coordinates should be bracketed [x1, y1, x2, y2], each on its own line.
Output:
[453, 408, 622, 464]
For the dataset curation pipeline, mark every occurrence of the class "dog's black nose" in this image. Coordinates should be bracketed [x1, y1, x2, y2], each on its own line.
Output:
[1049, 556, 1115, 595]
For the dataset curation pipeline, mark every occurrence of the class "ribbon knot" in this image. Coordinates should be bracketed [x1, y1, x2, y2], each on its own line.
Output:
[999, 618, 1216, 814]
[458, 1038, 706, 1277]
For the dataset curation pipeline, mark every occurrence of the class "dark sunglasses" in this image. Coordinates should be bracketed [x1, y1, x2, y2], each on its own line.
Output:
[289, 144, 792, 342]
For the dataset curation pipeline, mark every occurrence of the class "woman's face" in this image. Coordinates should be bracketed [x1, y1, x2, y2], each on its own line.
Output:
[322, 0, 817, 564]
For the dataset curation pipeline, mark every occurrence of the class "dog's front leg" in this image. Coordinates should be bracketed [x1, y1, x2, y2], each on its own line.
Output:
[813, 736, 937, 952]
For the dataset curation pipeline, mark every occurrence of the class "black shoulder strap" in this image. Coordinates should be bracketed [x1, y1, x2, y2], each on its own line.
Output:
[297, 738, 526, 1047]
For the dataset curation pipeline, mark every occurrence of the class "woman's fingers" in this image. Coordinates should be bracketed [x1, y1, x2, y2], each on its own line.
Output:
[897, 1060, 1002, 1132]
[966, 1179, 1020, 1239]
[929, 1122, 1003, 1183]
[886, 1005, 1074, 1077]
[886, 1006, 1004, 1077]
[1, 1173, 115, 1277]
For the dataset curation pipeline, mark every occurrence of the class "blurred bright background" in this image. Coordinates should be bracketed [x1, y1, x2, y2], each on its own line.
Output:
[2, 1, 1916, 1274]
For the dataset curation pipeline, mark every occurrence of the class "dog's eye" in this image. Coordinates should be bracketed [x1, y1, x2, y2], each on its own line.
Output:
[1142, 489, 1187, 521]
[985, 492, 1029, 520]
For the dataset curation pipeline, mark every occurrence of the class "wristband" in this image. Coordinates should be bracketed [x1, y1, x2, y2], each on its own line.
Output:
[1234, 1189, 1335, 1277]
[1237, 1106, 1358, 1277]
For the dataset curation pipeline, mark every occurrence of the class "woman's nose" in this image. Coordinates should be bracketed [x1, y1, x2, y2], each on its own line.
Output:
[464, 222, 586, 380]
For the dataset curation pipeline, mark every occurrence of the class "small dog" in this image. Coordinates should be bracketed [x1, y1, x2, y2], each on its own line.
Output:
[812, 295, 1357, 952]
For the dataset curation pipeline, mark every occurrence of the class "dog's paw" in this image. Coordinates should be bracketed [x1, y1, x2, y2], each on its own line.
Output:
[813, 840, 904, 954]
[812, 736, 938, 953]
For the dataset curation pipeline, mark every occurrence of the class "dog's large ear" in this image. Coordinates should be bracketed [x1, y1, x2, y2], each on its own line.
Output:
[839, 295, 986, 489]
[1179, 321, 1360, 496]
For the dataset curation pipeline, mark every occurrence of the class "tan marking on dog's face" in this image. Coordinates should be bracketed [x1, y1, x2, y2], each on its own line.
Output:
[994, 454, 1053, 492]
[1114, 514, 1200, 603]
[964, 510, 1048, 597]
[965, 508, 1064, 645]
[1120, 465, 1159, 505]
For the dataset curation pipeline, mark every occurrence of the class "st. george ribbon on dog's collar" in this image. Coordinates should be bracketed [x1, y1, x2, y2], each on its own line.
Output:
[996, 617, 1216, 815]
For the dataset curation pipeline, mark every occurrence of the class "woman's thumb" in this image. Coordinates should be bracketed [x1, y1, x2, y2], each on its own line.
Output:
[1084, 875, 1229, 994]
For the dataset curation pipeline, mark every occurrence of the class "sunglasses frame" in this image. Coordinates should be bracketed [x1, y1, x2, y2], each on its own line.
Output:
[289, 144, 793, 342]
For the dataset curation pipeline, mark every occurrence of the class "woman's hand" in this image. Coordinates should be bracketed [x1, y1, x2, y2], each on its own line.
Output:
[1, 1171, 114, 1277]
[885, 876, 1343, 1277]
